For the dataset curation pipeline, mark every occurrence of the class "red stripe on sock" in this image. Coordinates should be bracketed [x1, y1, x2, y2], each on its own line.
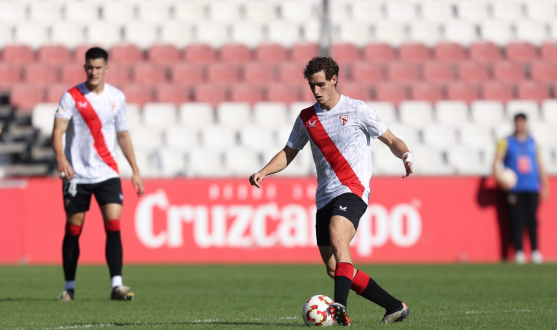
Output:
[65, 224, 82, 236]
[335, 262, 354, 279]
[104, 220, 120, 232]
[351, 270, 371, 295]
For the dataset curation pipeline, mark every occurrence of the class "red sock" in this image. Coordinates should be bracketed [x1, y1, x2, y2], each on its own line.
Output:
[350, 270, 370, 295]
[334, 262, 354, 307]
[104, 220, 120, 232]
[65, 224, 82, 236]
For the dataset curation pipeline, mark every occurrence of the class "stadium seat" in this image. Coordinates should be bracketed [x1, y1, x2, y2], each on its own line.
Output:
[156, 148, 187, 177]
[374, 21, 407, 46]
[423, 62, 456, 83]
[446, 146, 487, 175]
[366, 102, 397, 125]
[459, 123, 494, 148]
[471, 100, 506, 126]
[255, 44, 288, 63]
[187, 148, 225, 177]
[65, 1, 100, 23]
[220, 44, 252, 63]
[129, 127, 163, 150]
[239, 126, 276, 151]
[423, 124, 458, 149]
[15, 22, 49, 49]
[267, 21, 301, 47]
[408, 21, 442, 46]
[253, 102, 289, 127]
[170, 63, 205, 87]
[10, 85, 46, 111]
[0, 64, 22, 90]
[264, 83, 300, 104]
[126, 104, 142, 130]
[434, 42, 467, 63]
[230, 84, 265, 104]
[457, 2, 489, 23]
[493, 62, 526, 83]
[291, 43, 319, 62]
[300, 84, 317, 102]
[0, 24, 11, 48]
[374, 83, 409, 106]
[0, 2, 26, 26]
[363, 43, 396, 63]
[505, 42, 538, 63]
[421, 1, 454, 23]
[516, 81, 551, 103]
[278, 62, 305, 84]
[29, 1, 62, 24]
[280, 0, 315, 23]
[387, 62, 420, 82]
[386, 123, 421, 146]
[160, 22, 194, 48]
[531, 122, 557, 146]
[243, 63, 276, 83]
[373, 143, 410, 176]
[350, 62, 385, 83]
[338, 22, 373, 47]
[201, 126, 237, 149]
[230, 22, 265, 48]
[110, 44, 144, 63]
[147, 44, 180, 64]
[447, 82, 480, 104]
[143, 103, 178, 130]
[399, 101, 434, 127]
[179, 103, 215, 128]
[25, 64, 59, 84]
[132, 63, 168, 84]
[184, 44, 217, 63]
[155, 84, 190, 105]
[526, 1, 556, 22]
[245, 1, 278, 23]
[193, 84, 228, 106]
[137, 2, 171, 24]
[165, 126, 199, 150]
[515, 21, 548, 46]
[45, 84, 71, 103]
[217, 103, 252, 128]
[73, 45, 98, 63]
[492, 1, 524, 22]
[436, 101, 470, 127]
[399, 43, 431, 62]
[493, 122, 514, 140]
[541, 42, 557, 61]
[51, 22, 85, 49]
[444, 21, 478, 46]
[330, 1, 349, 24]
[506, 100, 540, 121]
[102, 2, 135, 24]
[541, 100, 557, 124]
[530, 61, 557, 83]
[458, 62, 491, 83]
[104, 64, 131, 87]
[480, 21, 514, 46]
[289, 101, 314, 122]
[124, 22, 158, 49]
[338, 83, 372, 101]
[121, 85, 153, 107]
[31, 103, 57, 137]
[469, 42, 503, 62]
[174, 2, 207, 24]
[352, 1, 383, 22]
[411, 83, 444, 103]
[86, 21, 122, 48]
[225, 147, 262, 176]
[1, 45, 35, 65]
[331, 43, 361, 64]
[207, 63, 241, 83]
[481, 82, 514, 103]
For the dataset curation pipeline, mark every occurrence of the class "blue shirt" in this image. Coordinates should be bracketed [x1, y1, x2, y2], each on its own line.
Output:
[499, 135, 540, 192]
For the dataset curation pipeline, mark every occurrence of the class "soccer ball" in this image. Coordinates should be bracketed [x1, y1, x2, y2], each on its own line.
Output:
[301, 295, 335, 326]
[497, 167, 518, 190]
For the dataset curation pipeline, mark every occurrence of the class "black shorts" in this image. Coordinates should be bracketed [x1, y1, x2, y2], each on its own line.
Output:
[315, 193, 368, 246]
[62, 178, 123, 213]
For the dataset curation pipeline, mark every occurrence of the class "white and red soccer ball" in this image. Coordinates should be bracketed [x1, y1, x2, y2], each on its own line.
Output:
[301, 295, 335, 326]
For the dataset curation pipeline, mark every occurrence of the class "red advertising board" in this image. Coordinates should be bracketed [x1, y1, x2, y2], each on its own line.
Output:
[1, 177, 555, 264]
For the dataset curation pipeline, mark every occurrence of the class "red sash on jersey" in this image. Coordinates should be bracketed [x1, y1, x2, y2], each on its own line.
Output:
[300, 106, 364, 197]
[68, 86, 119, 174]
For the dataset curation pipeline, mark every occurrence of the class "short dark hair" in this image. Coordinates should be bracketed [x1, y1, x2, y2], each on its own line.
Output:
[303, 56, 339, 86]
[85, 47, 108, 62]
[514, 113, 527, 121]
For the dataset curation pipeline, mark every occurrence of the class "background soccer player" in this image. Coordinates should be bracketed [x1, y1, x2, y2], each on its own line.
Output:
[249, 57, 413, 325]
[52, 47, 144, 301]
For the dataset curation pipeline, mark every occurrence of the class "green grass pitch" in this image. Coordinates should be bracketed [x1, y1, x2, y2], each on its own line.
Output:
[0, 264, 555, 329]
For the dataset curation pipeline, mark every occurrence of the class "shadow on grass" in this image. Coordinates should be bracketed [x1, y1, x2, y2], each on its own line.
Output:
[57, 321, 304, 328]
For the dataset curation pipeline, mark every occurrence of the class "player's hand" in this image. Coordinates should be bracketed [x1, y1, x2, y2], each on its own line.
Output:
[249, 172, 266, 188]
[57, 158, 75, 180]
[402, 161, 413, 178]
[132, 173, 144, 197]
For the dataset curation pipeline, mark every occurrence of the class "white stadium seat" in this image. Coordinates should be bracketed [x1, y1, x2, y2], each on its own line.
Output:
[352, 1, 383, 22]
[230, 22, 265, 48]
[195, 22, 229, 48]
[129, 127, 164, 151]
[459, 123, 495, 148]
[253, 103, 289, 127]
[51, 22, 85, 49]
[29, 2, 63, 24]
[0, 24, 13, 48]
[245, 1, 278, 23]
[116, 148, 155, 178]
[156, 148, 187, 177]
[457, 2, 489, 23]
[303, 21, 321, 43]
[124, 21, 158, 49]
[471, 101, 506, 126]
[422, 124, 458, 150]
[541, 100, 557, 124]
[143, 103, 178, 130]
[65, 2, 100, 22]
[187, 147, 226, 177]
[208, 1, 242, 23]
[409, 21, 442, 46]
[201, 126, 237, 149]
[532, 123, 557, 147]
[267, 21, 301, 47]
[15, 22, 49, 49]
[102, 2, 135, 24]
[506, 100, 540, 121]
[174, 2, 207, 23]
[481, 21, 515, 46]
[239, 126, 276, 151]
[165, 126, 199, 151]
[493, 122, 514, 140]
[262, 147, 313, 176]
[421, 2, 454, 23]
[436, 101, 469, 127]
[137, 2, 171, 24]
[387, 124, 421, 146]
[372, 142, 407, 176]
[224, 147, 262, 176]
[410, 145, 454, 176]
[443, 21, 478, 46]
[217, 103, 252, 128]
[399, 101, 434, 127]
[374, 21, 407, 46]
[526, 1, 556, 22]
[160, 22, 194, 48]
[126, 104, 142, 130]
[289, 102, 314, 123]
[492, 1, 524, 22]
[338, 22, 372, 47]
[87, 21, 122, 48]
[515, 21, 549, 46]
[0, 2, 26, 26]
[32, 104, 57, 137]
[367, 102, 397, 126]
[386, 1, 418, 22]
[280, 0, 316, 23]
[179, 103, 215, 128]
[446, 146, 488, 175]
[330, 1, 350, 24]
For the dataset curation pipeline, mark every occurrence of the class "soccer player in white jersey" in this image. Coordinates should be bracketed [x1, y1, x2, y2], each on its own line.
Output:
[249, 57, 413, 325]
[52, 47, 144, 301]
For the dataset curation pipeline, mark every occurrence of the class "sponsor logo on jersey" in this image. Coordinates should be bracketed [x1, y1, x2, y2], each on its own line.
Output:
[78, 101, 88, 109]
[339, 115, 349, 126]
[308, 120, 317, 128]
[339, 206, 347, 211]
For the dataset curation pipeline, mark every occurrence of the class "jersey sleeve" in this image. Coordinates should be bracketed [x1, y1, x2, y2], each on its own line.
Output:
[54, 91, 75, 119]
[496, 138, 508, 156]
[115, 93, 129, 132]
[286, 116, 309, 150]
[358, 101, 387, 139]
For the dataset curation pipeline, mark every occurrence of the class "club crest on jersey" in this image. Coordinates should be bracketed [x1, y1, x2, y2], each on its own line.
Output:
[339, 115, 349, 126]
[307, 120, 317, 128]
[109, 101, 116, 111]
[78, 101, 88, 109]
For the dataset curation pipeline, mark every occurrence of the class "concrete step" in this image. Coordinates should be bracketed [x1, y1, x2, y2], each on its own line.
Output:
[0, 164, 50, 177]
[31, 147, 55, 161]
[0, 142, 26, 154]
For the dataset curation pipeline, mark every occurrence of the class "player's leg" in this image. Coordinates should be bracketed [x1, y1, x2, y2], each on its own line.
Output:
[526, 192, 542, 263]
[507, 193, 525, 263]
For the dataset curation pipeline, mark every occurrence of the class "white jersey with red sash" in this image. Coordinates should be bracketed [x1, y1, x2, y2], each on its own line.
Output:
[55, 82, 128, 184]
[287, 95, 387, 209]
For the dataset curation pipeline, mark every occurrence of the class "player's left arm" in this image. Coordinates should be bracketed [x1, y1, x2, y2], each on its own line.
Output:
[378, 130, 413, 178]
[117, 130, 144, 197]
[536, 142, 550, 201]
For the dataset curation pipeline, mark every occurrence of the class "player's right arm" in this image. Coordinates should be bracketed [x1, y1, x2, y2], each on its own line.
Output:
[492, 138, 512, 190]
[52, 117, 74, 180]
[249, 146, 299, 188]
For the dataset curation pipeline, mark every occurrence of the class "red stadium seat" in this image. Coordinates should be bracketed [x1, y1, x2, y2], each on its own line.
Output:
[530, 61, 557, 84]
[447, 82, 480, 104]
[38, 45, 71, 64]
[338, 83, 372, 101]
[73, 44, 101, 62]
[25, 64, 59, 84]
[331, 43, 360, 63]
[517, 81, 550, 102]
[300, 82, 316, 102]
[374, 83, 409, 106]
[469, 42, 503, 63]
[458, 62, 491, 83]
[493, 62, 526, 83]
[104, 64, 131, 87]
[350, 62, 385, 83]
[230, 84, 264, 104]
[278, 62, 306, 83]
[220, 44, 252, 63]
[423, 62, 456, 83]
[387, 62, 420, 82]
[170, 63, 205, 86]
[264, 83, 300, 103]
[46, 84, 72, 103]
[363, 43, 396, 63]
[242, 63, 276, 83]
[110, 44, 144, 63]
[1, 45, 35, 65]
[121, 84, 154, 106]
[10, 85, 46, 111]
[154, 84, 191, 105]
[481, 82, 514, 102]
[207, 63, 241, 83]
[0, 64, 22, 90]
[61, 64, 85, 85]
[183, 44, 217, 63]
[411, 83, 444, 103]
[291, 43, 319, 62]
[132, 63, 168, 84]
[434, 42, 467, 62]
[505, 42, 538, 63]
[255, 44, 288, 63]
[147, 44, 181, 63]
[399, 43, 431, 62]
[193, 84, 228, 106]
[540, 42, 557, 61]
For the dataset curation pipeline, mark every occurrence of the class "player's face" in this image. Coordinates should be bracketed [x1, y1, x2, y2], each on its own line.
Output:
[308, 70, 338, 106]
[84, 58, 108, 87]
[514, 117, 527, 135]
